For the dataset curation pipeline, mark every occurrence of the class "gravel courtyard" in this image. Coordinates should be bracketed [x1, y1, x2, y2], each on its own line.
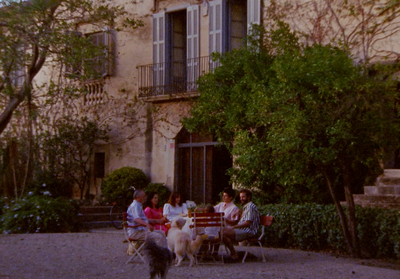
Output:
[0, 228, 399, 279]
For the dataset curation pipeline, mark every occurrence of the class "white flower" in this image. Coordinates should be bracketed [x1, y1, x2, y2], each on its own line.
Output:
[28, 192, 33, 196]
[42, 183, 46, 187]
[43, 191, 51, 196]
[14, 214, 18, 218]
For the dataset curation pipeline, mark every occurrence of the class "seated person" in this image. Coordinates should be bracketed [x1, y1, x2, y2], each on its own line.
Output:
[214, 187, 240, 225]
[222, 189, 260, 261]
[195, 187, 239, 226]
[163, 191, 188, 222]
[126, 189, 167, 248]
[143, 192, 168, 234]
[198, 204, 221, 259]
[203, 204, 220, 238]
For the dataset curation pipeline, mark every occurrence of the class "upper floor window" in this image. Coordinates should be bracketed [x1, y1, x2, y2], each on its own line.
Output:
[209, 0, 261, 54]
[11, 65, 25, 88]
[142, 1, 261, 98]
[153, 5, 200, 93]
[85, 30, 115, 79]
[65, 29, 115, 80]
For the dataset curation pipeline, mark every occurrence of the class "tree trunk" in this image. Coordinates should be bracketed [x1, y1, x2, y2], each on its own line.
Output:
[321, 167, 355, 256]
[0, 93, 26, 135]
[20, 98, 34, 198]
[9, 140, 18, 198]
[342, 166, 360, 257]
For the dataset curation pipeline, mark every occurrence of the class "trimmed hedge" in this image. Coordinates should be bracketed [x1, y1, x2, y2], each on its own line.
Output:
[259, 203, 400, 259]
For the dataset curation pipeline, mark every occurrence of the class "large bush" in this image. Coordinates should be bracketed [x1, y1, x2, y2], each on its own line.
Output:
[100, 167, 148, 204]
[0, 195, 79, 233]
[259, 203, 400, 259]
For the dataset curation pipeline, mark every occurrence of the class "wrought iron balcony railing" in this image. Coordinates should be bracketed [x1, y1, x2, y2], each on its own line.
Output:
[137, 56, 219, 99]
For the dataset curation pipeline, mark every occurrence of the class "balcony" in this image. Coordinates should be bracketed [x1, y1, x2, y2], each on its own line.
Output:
[82, 79, 105, 106]
[137, 56, 219, 101]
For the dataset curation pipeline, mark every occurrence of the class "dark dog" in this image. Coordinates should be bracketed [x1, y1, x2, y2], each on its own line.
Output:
[142, 239, 173, 279]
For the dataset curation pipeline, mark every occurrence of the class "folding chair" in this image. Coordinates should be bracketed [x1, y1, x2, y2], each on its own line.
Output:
[122, 212, 146, 264]
[190, 212, 225, 264]
[242, 215, 274, 263]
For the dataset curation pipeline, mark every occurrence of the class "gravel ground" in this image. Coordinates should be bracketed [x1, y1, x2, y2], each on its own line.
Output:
[0, 228, 399, 279]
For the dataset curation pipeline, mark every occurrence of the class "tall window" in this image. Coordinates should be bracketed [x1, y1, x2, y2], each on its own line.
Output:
[153, 5, 199, 93]
[209, 0, 261, 54]
[85, 30, 114, 79]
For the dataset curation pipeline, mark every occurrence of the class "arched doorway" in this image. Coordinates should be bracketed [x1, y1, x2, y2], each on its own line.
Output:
[175, 129, 232, 205]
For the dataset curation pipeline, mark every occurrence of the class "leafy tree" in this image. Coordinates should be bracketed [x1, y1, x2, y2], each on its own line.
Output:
[0, 0, 142, 199]
[183, 24, 400, 257]
[39, 116, 108, 200]
[0, 0, 142, 135]
[0, 116, 108, 199]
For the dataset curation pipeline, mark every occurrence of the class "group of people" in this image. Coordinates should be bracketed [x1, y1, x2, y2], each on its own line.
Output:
[126, 187, 260, 261]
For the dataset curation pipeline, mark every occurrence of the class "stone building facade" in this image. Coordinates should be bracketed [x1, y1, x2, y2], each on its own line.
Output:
[55, 0, 400, 206]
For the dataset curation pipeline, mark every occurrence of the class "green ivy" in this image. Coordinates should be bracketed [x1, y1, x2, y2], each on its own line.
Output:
[259, 203, 400, 259]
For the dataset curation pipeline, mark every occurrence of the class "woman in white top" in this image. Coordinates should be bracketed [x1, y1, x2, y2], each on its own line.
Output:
[214, 187, 239, 224]
[163, 191, 188, 222]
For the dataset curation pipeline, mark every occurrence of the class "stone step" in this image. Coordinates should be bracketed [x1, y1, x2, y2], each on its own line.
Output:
[353, 194, 400, 203]
[364, 186, 400, 196]
[78, 213, 112, 222]
[78, 206, 117, 231]
[377, 169, 400, 186]
[79, 206, 112, 214]
[353, 194, 400, 210]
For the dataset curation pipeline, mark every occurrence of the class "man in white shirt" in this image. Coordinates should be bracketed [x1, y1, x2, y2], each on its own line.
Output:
[126, 189, 167, 248]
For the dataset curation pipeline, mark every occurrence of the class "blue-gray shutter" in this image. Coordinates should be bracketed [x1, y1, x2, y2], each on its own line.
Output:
[153, 12, 165, 89]
[247, 0, 261, 34]
[187, 5, 199, 90]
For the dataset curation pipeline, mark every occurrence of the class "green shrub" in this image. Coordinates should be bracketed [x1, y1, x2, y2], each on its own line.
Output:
[0, 195, 79, 233]
[259, 203, 400, 259]
[26, 170, 74, 198]
[144, 183, 171, 208]
[100, 167, 148, 204]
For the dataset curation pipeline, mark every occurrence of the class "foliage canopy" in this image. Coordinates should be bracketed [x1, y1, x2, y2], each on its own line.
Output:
[183, 23, 400, 256]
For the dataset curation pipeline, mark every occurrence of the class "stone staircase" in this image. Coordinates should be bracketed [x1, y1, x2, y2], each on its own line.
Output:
[353, 169, 400, 210]
[78, 206, 114, 230]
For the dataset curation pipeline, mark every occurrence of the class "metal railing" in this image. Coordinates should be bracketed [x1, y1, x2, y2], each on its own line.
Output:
[137, 56, 220, 98]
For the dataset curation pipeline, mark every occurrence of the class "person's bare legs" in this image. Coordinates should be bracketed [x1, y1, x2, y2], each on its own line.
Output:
[222, 228, 238, 259]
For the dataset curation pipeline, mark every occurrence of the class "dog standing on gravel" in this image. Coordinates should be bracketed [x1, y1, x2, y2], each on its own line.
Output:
[142, 239, 173, 279]
[167, 216, 203, 267]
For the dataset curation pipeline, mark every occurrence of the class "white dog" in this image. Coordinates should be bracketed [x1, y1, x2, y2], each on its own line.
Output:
[167, 216, 203, 267]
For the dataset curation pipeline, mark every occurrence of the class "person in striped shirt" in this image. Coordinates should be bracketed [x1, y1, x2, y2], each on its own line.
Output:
[223, 189, 260, 261]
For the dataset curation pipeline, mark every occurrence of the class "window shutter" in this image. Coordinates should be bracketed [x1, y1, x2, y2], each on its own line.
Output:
[209, 0, 226, 54]
[247, 0, 261, 34]
[153, 12, 165, 88]
[65, 31, 82, 78]
[187, 5, 199, 89]
[103, 28, 115, 76]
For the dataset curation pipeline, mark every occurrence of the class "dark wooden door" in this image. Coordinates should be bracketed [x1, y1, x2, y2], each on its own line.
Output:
[176, 129, 232, 205]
